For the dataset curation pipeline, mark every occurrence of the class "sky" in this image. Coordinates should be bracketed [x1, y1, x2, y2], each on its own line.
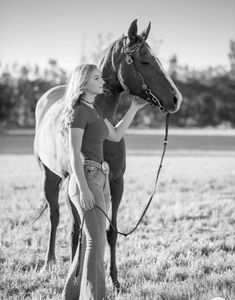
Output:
[0, 0, 235, 72]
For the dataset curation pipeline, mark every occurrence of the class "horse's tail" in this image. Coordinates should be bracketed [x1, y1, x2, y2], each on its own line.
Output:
[31, 154, 48, 222]
[34, 153, 42, 170]
[32, 200, 48, 223]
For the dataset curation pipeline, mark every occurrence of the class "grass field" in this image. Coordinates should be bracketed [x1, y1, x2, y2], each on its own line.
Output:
[0, 131, 235, 299]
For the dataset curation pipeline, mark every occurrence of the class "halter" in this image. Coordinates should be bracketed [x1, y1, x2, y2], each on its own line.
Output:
[122, 37, 168, 113]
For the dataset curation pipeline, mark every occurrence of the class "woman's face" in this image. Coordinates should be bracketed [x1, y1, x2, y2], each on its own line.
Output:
[85, 68, 105, 95]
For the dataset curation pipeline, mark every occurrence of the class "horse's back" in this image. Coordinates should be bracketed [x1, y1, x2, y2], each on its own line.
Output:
[35, 85, 67, 131]
[34, 85, 71, 178]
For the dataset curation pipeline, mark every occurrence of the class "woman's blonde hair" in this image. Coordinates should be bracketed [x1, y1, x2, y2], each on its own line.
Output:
[60, 64, 97, 137]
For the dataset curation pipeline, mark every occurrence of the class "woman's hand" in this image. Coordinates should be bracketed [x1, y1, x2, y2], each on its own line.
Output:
[131, 95, 148, 110]
[80, 188, 96, 210]
[121, 90, 147, 110]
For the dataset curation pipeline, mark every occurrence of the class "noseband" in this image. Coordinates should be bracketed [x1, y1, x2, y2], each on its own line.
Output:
[123, 38, 167, 113]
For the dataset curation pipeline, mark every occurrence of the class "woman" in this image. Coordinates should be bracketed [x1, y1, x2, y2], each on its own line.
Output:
[61, 64, 147, 300]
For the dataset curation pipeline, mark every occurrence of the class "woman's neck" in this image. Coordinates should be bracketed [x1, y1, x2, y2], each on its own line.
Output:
[80, 93, 96, 108]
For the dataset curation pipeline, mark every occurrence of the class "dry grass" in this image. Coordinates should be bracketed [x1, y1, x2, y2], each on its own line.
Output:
[0, 153, 235, 299]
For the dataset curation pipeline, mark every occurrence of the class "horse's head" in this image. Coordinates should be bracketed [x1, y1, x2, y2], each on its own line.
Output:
[117, 19, 182, 113]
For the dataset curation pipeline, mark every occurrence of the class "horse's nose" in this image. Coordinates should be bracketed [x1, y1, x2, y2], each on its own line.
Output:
[171, 93, 182, 112]
[173, 94, 178, 106]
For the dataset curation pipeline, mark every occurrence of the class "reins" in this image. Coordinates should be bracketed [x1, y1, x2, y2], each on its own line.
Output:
[75, 112, 170, 277]
[97, 112, 170, 236]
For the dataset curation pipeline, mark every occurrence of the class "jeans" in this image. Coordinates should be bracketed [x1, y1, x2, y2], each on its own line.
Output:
[63, 162, 111, 300]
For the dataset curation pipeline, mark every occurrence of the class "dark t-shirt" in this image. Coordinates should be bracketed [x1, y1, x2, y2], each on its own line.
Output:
[69, 101, 109, 163]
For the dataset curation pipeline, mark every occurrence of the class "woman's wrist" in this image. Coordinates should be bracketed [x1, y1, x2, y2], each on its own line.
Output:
[79, 183, 90, 193]
[131, 95, 147, 111]
[130, 98, 139, 112]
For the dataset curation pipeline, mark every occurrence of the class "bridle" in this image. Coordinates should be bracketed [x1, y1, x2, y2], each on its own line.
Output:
[122, 37, 168, 113]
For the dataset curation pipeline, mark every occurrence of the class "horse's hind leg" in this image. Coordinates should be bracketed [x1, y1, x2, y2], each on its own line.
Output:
[65, 176, 81, 262]
[42, 164, 62, 268]
[107, 175, 124, 291]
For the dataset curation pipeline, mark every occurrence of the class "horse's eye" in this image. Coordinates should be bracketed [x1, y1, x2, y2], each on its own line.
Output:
[141, 61, 149, 66]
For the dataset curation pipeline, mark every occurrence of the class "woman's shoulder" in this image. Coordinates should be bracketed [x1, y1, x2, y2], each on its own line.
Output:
[70, 104, 90, 129]
[70, 104, 91, 123]
[73, 103, 90, 115]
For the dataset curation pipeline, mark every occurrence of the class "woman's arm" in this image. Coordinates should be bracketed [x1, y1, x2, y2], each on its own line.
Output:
[68, 128, 95, 210]
[69, 128, 89, 190]
[104, 94, 147, 142]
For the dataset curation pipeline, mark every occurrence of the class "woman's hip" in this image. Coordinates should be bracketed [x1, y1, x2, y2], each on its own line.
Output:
[68, 161, 111, 209]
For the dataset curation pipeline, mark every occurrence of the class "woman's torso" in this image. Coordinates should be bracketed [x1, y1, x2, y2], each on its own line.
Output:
[70, 101, 109, 163]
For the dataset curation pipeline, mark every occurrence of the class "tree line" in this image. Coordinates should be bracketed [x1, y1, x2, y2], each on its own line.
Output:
[0, 44, 235, 129]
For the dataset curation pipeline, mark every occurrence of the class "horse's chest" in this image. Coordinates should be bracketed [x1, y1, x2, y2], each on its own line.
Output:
[103, 138, 126, 177]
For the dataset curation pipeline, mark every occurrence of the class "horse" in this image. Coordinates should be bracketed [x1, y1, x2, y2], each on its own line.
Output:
[33, 19, 182, 289]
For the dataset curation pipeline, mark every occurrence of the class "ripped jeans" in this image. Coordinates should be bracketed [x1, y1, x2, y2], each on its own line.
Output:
[62, 161, 111, 300]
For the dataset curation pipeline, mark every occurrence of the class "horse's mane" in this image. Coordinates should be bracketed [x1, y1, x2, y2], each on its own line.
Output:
[96, 36, 125, 93]
[97, 36, 125, 70]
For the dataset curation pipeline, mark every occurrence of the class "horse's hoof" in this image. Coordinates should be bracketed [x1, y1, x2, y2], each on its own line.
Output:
[40, 260, 56, 273]
[113, 280, 121, 293]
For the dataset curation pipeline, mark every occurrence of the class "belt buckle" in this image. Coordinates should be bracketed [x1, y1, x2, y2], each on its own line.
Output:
[101, 161, 109, 174]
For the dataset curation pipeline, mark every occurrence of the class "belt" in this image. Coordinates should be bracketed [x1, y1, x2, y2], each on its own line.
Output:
[83, 159, 110, 175]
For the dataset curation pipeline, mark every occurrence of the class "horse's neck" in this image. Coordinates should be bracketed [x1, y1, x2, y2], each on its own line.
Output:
[96, 40, 124, 123]
[95, 93, 120, 124]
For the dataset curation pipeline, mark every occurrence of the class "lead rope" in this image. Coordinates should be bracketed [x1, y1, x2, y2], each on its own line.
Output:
[75, 112, 170, 277]
[96, 112, 170, 236]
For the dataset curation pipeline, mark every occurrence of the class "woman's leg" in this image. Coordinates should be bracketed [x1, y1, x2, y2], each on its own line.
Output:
[62, 174, 86, 300]
[88, 183, 107, 300]
[84, 170, 110, 300]
[62, 228, 86, 300]
[63, 172, 108, 300]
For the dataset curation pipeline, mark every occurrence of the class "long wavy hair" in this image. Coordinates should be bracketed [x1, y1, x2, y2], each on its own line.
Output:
[60, 64, 97, 138]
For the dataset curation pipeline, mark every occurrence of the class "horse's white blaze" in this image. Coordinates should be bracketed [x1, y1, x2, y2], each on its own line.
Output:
[117, 47, 182, 112]
[149, 48, 183, 112]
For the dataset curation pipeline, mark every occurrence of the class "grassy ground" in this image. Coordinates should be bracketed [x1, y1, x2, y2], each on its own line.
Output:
[0, 131, 235, 299]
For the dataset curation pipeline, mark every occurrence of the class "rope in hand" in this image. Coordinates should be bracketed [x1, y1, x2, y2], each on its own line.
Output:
[75, 112, 170, 277]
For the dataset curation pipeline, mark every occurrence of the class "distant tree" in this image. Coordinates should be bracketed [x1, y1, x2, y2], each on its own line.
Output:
[1, 39, 235, 128]
[168, 54, 178, 80]
[228, 39, 235, 80]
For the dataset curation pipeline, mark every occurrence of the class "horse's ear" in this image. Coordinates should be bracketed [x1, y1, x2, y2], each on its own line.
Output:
[140, 22, 151, 41]
[128, 19, 138, 43]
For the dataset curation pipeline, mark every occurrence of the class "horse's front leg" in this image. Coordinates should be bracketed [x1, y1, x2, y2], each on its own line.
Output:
[107, 175, 124, 291]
